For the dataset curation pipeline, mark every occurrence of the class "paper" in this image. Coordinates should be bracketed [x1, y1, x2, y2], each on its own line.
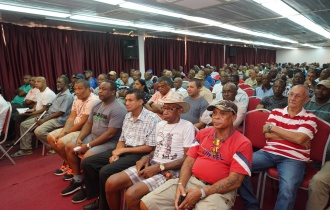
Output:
[17, 108, 28, 114]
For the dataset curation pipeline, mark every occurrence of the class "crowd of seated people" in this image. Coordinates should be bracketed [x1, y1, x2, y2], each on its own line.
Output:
[0, 61, 329, 210]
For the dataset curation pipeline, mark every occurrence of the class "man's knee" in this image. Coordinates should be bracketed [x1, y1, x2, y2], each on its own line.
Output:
[105, 174, 122, 193]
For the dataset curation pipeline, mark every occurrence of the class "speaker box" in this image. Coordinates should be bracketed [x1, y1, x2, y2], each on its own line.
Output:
[121, 38, 139, 59]
[229, 47, 236, 57]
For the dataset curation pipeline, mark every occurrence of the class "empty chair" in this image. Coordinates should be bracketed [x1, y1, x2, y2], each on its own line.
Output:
[243, 88, 254, 97]
[247, 96, 261, 111]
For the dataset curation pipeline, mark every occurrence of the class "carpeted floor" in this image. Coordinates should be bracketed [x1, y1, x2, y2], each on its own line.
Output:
[0, 144, 308, 210]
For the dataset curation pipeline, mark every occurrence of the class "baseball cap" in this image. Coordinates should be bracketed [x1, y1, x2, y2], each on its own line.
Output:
[108, 71, 116, 76]
[147, 69, 153, 73]
[194, 74, 205, 80]
[73, 74, 85, 79]
[84, 70, 92, 74]
[158, 92, 190, 113]
[317, 79, 330, 88]
[207, 100, 237, 115]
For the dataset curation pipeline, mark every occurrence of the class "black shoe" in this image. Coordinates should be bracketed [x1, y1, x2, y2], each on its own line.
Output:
[72, 187, 87, 203]
[60, 180, 82, 196]
[83, 198, 99, 210]
[62, 173, 74, 181]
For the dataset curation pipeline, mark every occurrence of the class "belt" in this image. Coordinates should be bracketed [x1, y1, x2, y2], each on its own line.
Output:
[194, 176, 212, 185]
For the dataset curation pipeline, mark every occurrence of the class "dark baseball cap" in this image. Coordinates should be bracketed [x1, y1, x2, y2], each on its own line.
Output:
[73, 73, 85, 79]
[207, 100, 237, 115]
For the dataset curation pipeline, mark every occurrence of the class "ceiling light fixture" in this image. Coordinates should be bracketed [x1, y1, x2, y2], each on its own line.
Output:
[70, 15, 132, 27]
[252, 0, 330, 40]
[94, 0, 125, 5]
[300, 44, 321, 49]
[0, 4, 70, 18]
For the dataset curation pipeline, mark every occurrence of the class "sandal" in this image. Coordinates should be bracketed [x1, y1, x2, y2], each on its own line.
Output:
[46, 149, 56, 156]
[11, 150, 33, 157]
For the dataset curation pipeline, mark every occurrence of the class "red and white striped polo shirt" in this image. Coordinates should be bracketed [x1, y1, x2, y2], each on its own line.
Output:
[262, 107, 318, 162]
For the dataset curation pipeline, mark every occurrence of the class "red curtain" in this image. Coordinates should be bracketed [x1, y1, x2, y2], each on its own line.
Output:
[144, 37, 185, 76]
[225, 46, 256, 66]
[0, 23, 138, 100]
[256, 48, 276, 64]
[186, 41, 224, 71]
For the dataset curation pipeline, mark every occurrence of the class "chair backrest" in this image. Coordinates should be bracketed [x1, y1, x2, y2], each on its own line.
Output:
[243, 88, 254, 97]
[310, 117, 330, 165]
[238, 83, 251, 90]
[243, 109, 270, 149]
[247, 96, 261, 111]
[0, 102, 12, 144]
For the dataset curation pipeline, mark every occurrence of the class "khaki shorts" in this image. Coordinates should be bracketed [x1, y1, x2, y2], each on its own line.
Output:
[48, 128, 80, 145]
[141, 176, 236, 210]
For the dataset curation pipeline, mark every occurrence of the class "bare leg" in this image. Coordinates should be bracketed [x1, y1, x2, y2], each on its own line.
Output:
[125, 182, 150, 210]
[106, 171, 133, 210]
[47, 135, 68, 163]
[65, 142, 81, 175]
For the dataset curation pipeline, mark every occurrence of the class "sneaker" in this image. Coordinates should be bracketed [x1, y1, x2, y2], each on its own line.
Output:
[72, 187, 87, 203]
[62, 168, 74, 181]
[60, 179, 82, 196]
[83, 198, 99, 210]
[54, 162, 70, 176]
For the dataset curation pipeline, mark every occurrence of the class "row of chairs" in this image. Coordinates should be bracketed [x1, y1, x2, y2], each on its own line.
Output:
[243, 109, 330, 209]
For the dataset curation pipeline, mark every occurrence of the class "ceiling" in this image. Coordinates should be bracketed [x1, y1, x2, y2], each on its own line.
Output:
[1, 0, 330, 49]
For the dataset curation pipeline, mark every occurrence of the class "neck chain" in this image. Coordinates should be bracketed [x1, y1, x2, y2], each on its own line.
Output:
[210, 129, 235, 156]
[161, 121, 179, 135]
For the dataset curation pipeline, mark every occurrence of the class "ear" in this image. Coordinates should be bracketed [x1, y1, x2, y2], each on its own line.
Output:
[232, 114, 237, 122]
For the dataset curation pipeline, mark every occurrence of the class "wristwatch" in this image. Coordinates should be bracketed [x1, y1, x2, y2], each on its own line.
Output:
[159, 164, 165, 172]
[149, 101, 154, 107]
[267, 124, 273, 133]
[200, 188, 206, 199]
[87, 143, 92, 149]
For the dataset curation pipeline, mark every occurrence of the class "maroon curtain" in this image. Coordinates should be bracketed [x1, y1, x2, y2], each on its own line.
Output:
[225, 46, 256, 66]
[144, 37, 185, 76]
[256, 48, 276, 64]
[0, 23, 138, 100]
[186, 41, 224, 71]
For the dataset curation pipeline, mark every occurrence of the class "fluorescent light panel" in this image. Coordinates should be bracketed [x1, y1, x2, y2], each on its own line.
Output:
[94, 0, 125, 5]
[0, 4, 70, 18]
[252, 0, 330, 39]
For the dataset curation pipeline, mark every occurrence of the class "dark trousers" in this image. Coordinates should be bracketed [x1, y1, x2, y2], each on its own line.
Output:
[82, 149, 147, 210]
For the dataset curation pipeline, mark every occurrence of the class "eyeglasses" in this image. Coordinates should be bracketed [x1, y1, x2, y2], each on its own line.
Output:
[161, 107, 180, 111]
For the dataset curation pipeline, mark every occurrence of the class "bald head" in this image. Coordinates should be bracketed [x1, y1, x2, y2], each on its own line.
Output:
[35, 77, 47, 91]
[222, 82, 237, 101]
[173, 77, 183, 89]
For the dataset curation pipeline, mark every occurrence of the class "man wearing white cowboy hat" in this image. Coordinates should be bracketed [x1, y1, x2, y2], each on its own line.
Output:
[105, 92, 195, 210]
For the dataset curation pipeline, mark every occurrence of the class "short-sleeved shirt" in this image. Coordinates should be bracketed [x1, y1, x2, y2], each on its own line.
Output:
[35, 87, 56, 111]
[214, 87, 249, 109]
[244, 78, 257, 89]
[188, 128, 253, 184]
[88, 100, 127, 146]
[88, 77, 98, 89]
[259, 96, 288, 111]
[11, 84, 31, 106]
[181, 96, 208, 124]
[43, 89, 74, 125]
[304, 96, 330, 123]
[72, 93, 100, 125]
[255, 86, 274, 99]
[119, 108, 162, 147]
[24, 88, 39, 103]
[171, 87, 188, 98]
[153, 119, 195, 165]
[263, 107, 318, 161]
[199, 86, 213, 103]
[148, 90, 175, 118]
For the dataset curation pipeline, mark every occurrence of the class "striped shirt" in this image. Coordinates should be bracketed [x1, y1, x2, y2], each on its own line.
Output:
[262, 107, 317, 162]
[119, 108, 162, 147]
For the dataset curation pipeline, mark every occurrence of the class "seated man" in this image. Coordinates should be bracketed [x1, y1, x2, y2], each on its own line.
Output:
[60, 80, 127, 196]
[140, 100, 253, 210]
[105, 93, 195, 210]
[201, 83, 247, 129]
[194, 74, 212, 103]
[10, 74, 31, 110]
[47, 79, 99, 177]
[254, 73, 274, 99]
[238, 85, 318, 210]
[11, 76, 73, 157]
[304, 79, 330, 123]
[171, 77, 187, 98]
[257, 79, 288, 111]
[145, 76, 174, 118]
[306, 161, 330, 210]
[75, 89, 161, 209]
[180, 79, 208, 129]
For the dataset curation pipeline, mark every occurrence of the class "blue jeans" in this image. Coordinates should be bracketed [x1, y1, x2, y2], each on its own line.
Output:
[238, 150, 306, 210]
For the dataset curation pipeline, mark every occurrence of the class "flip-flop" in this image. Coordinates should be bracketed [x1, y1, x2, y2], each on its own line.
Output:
[11, 150, 33, 157]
